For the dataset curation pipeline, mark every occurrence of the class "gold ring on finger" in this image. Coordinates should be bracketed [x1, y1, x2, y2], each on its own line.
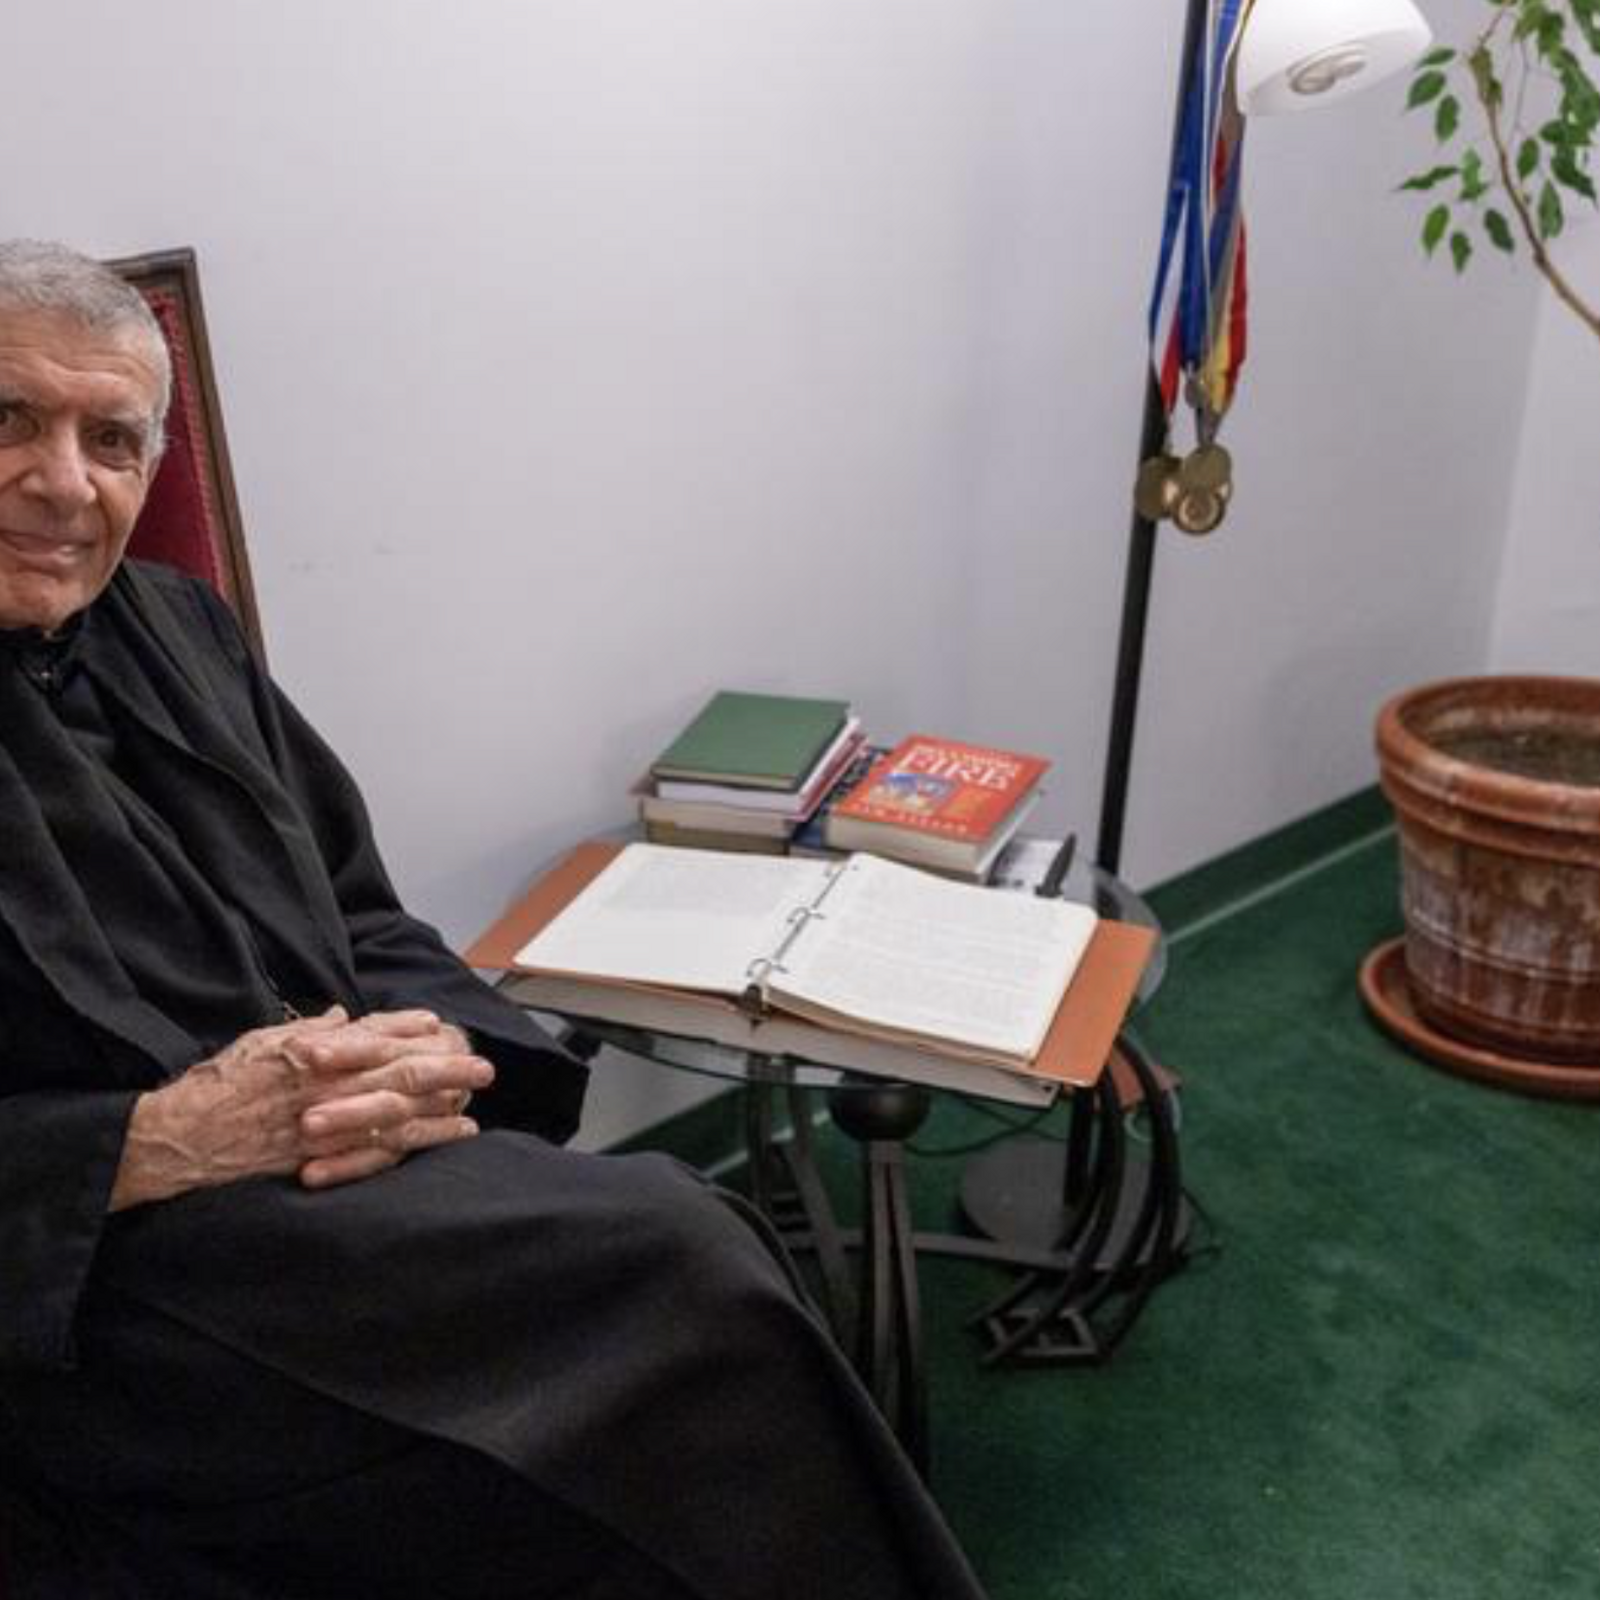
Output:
[368, 1125, 385, 1147]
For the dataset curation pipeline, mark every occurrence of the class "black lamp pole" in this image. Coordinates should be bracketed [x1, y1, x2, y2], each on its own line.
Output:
[952, 0, 1216, 1359]
[1095, 0, 1213, 880]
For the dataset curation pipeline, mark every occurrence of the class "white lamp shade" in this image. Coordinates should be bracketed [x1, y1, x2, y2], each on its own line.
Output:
[1238, 0, 1433, 115]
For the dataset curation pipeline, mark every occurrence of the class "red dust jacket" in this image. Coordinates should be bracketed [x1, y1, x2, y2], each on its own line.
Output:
[828, 736, 1049, 843]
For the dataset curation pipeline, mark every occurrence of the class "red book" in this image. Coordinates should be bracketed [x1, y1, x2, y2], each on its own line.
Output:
[824, 735, 1049, 874]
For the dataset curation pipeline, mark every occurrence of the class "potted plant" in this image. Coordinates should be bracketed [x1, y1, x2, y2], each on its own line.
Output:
[1373, 679, 1600, 1076]
[1363, 5, 1600, 1090]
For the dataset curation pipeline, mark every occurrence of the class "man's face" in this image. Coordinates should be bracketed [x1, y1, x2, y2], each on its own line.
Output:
[0, 308, 164, 632]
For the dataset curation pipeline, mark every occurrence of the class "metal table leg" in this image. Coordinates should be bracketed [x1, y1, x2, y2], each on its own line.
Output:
[830, 1082, 932, 1474]
[741, 1047, 1186, 1466]
[742, 1064, 857, 1346]
[964, 1032, 1188, 1364]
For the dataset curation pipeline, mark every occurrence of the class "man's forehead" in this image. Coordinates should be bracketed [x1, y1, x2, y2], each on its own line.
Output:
[0, 308, 164, 411]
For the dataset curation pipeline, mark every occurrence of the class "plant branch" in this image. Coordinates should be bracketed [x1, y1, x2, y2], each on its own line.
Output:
[1473, 17, 1600, 343]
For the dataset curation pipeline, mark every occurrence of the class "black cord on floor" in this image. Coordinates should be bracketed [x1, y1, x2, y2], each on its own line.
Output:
[905, 1098, 1060, 1156]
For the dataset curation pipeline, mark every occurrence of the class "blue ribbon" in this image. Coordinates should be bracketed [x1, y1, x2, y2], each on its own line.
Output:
[1148, 0, 1248, 397]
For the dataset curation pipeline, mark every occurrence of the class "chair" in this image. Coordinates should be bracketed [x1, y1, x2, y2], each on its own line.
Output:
[0, 246, 257, 1598]
[110, 247, 265, 655]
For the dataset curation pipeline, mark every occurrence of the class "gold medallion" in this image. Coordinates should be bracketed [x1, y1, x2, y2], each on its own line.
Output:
[1133, 453, 1181, 522]
[1172, 483, 1228, 536]
[1177, 442, 1233, 494]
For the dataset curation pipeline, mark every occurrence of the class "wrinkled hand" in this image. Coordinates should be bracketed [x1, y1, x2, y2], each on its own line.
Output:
[298, 1010, 487, 1190]
[109, 1008, 493, 1211]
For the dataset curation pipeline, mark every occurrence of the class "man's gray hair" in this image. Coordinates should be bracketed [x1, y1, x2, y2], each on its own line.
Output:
[0, 240, 172, 455]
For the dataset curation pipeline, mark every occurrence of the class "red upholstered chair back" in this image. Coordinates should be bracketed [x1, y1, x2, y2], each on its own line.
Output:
[110, 248, 264, 656]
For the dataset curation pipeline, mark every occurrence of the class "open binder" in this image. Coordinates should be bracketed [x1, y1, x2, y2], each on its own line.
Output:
[465, 842, 1156, 1107]
[737, 854, 869, 1017]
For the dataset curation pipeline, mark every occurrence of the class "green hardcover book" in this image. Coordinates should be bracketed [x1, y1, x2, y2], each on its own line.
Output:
[651, 691, 851, 790]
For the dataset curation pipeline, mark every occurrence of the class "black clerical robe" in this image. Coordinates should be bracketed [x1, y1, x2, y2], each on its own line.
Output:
[0, 563, 987, 1599]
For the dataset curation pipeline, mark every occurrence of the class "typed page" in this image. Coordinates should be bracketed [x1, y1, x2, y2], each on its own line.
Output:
[775, 853, 1096, 1058]
[515, 844, 833, 993]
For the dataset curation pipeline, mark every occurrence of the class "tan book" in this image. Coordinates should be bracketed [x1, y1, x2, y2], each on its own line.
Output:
[465, 842, 1155, 1107]
[631, 777, 795, 839]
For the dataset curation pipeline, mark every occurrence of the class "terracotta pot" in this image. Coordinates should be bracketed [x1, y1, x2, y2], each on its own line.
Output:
[1375, 676, 1600, 1064]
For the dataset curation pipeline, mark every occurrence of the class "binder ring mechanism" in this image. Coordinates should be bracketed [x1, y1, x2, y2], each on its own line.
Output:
[739, 907, 825, 1020]
[737, 866, 849, 1020]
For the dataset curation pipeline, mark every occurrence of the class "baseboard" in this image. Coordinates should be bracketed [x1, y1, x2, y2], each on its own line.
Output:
[1143, 785, 1391, 936]
[604, 783, 1394, 1161]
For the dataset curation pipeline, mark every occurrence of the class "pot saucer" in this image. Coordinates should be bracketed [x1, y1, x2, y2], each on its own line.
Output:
[1359, 937, 1600, 1101]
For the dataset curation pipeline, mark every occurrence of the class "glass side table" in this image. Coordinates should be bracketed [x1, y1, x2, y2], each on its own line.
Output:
[505, 846, 1184, 1474]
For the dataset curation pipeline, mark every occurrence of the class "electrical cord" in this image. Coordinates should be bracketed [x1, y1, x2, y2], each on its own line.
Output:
[905, 1097, 1061, 1157]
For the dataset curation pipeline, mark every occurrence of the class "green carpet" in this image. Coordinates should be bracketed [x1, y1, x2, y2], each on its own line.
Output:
[821, 825, 1599, 1600]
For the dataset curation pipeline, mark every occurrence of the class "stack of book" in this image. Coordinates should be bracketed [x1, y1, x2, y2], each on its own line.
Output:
[788, 742, 890, 857]
[822, 734, 1048, 880]
[637, 690, 865, 853]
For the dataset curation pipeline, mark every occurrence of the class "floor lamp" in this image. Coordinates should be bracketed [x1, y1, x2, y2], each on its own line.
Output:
[1100, 0, 1435, 876]
[961, 0, 1434, 1356]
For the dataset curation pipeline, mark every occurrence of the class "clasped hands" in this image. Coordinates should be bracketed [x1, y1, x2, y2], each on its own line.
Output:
[111, 1007, 493, 1212]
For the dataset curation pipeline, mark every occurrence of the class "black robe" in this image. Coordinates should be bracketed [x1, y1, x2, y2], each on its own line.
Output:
[0, 563, 986, 1599]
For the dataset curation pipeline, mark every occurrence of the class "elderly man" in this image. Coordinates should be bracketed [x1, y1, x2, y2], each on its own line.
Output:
[0, 241, 987, 1600]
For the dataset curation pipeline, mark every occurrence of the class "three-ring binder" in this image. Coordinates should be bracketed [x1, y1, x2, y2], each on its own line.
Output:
[738, 858, 855, 1019]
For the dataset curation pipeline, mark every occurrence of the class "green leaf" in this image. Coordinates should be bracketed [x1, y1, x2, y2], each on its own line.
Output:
[1538, 180, 1565, 238]
[1517, 137, 1541, 180]
[1552, 149, 1598, 201]
[1449, 230, 1473, 273]
[1514, 0, 1556, 45]
[1407, 70, 1448, 109]
[1399, 164, 1459, 192]
[1572, 0, 1600, 50]
[1423, 203, 1451, 255]
[1435, 94, 1461, 142]
[1484, 208, 1516, 252]
[1559, 73, 1600, 141]
[1468, 44, 1504, 109]
[1419, 46, 1456, 68]
[1459, 148, 1490, 201]
[1541, 119, 1570, 147]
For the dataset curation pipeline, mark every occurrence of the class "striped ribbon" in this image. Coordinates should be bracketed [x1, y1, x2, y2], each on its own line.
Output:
[1148, 0, 1255, 441]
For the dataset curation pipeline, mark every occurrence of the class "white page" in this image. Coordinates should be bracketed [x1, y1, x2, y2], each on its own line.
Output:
[774, 853, 1096, 1058]
[515, 844, 833, 993]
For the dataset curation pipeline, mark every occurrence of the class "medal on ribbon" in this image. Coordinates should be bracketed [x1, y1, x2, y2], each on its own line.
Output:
[1138, 0, 1255, 536]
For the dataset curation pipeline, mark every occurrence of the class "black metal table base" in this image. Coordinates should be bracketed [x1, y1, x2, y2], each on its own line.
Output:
[740, 1036, 1187, 1472]
[746, 1077, 935, 1470]
[960, 1034, 1188, 1366]
[961, 1137, 1175, 1259]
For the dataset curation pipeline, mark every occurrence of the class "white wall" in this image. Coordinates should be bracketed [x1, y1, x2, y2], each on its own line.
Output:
[1490, 223, 1600, 675]
[0, 0, 1539, 1144]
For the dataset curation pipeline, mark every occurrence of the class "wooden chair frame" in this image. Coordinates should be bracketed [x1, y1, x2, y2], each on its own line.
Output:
[108, 247, 265, 657]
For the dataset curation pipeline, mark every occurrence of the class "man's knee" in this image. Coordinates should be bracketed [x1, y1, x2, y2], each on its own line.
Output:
[558, 1147, 801, 1317]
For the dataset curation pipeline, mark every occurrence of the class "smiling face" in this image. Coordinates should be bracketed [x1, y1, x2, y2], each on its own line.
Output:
[0, 307, 166, 632]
